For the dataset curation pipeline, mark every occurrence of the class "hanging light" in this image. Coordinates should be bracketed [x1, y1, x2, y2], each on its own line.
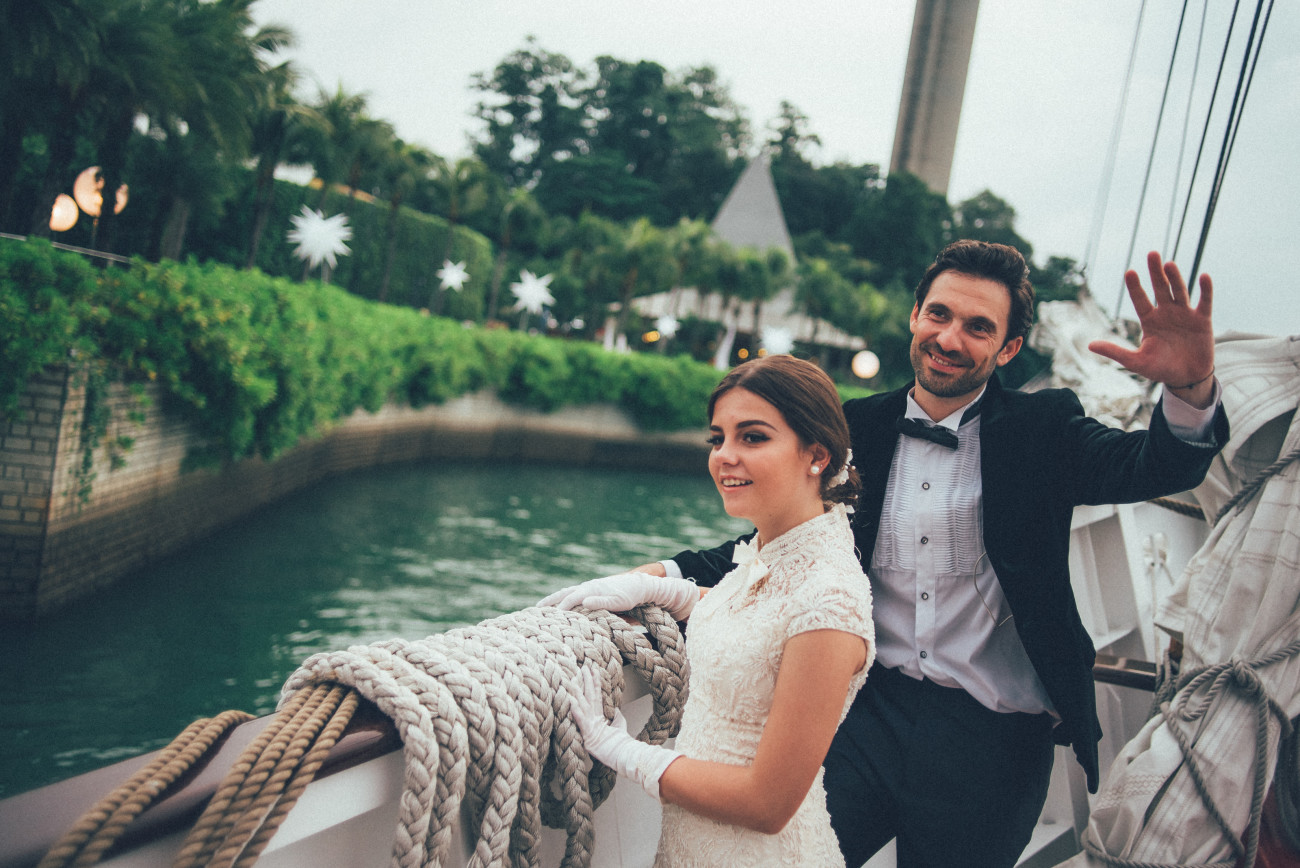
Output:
[72, 166, 128, 217]
[49, 194, 79, 232]
[852, 350, 881, 380]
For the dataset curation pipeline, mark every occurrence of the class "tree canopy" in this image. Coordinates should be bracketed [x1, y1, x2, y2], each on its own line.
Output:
[3, 22, 1082, 390]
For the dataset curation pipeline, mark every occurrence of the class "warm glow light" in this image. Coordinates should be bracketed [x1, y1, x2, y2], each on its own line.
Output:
[49, 194, 79, 232]
[642, 330, 661, 343]
[72, 166, 128, 217]
[737, 348, 750, 360]
[852, 350, 881, 380]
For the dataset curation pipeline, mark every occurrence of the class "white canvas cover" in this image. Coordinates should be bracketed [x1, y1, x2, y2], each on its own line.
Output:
[1066, 334, 1300, 866]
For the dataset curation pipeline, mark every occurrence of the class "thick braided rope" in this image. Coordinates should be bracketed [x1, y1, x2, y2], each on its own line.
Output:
[442, 627, 563, 868]
[281, 647, 465, 868]
[1083, 637, 1300, 868]
[479, 608, 600, 864]
[274, 604, 687, 868]
[174, 684, 339, 867]
[1148, 496, 1206, 520]
[205, 684, 353, 868]
[364, 640, 482, 868]
[422, 635, 527, 868]
[489, 607, 625, 816]
[591, 604, 689, 744]
[230, 688, 359, 868]
[375, 638, 498, 859]
[35, 710, 253, 868]
[292, 644, 471, 868]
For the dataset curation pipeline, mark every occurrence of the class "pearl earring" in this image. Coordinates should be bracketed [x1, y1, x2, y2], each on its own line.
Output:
[812, 466, 821, 475]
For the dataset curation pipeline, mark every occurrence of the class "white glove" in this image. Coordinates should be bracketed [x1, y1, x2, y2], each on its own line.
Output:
[571, 666, 681, 800]
[539, 571, 699, 621]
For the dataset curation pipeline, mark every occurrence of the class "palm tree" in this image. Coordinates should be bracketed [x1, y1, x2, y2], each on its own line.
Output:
[0, 0, 95, 232]
[245, 61, 323, 269]
[745, 247, 790, 345]
[561, 211, 622, 336]
[146, 0, 287, 259]
[375, 139, 435, 303]
[18, 0, 110, 238]
[425, 156, 493, 312]
[603, 217, 679, 343]
[485, 188, 545, 322]
[795, 258, 851, 346]
[74, 0, 184, 252]
[300, 84, 370, 210]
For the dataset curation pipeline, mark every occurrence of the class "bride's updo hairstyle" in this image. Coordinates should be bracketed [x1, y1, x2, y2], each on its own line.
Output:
[707, 355, 860, 510]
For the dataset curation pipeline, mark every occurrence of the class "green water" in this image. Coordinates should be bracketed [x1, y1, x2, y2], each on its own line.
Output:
[0, 460, 747, 798]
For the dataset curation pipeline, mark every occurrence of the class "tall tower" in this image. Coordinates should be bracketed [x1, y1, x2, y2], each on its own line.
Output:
[889, 0, 981, 197]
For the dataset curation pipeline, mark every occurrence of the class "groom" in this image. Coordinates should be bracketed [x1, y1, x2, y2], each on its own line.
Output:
[646, 241, 1227, 866]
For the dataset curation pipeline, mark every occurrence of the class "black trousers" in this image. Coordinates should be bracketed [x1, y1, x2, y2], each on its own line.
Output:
[824, 664, 1056, 868]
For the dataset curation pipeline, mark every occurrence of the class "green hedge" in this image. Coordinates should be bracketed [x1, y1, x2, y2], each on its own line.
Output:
[188, 179, 496, 321]
[1, 238, 724, 468]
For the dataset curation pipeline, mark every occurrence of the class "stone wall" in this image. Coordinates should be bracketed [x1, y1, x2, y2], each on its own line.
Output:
[0, 369, 708, 619]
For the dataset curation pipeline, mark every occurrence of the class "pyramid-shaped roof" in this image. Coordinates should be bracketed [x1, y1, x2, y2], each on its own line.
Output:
[709, 152, 795, 260]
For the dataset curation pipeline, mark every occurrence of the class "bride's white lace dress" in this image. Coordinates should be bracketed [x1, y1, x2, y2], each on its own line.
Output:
[655, 504, 875, 867]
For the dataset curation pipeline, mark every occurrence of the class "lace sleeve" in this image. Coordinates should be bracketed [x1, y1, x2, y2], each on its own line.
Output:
[786, 573, 875, 647]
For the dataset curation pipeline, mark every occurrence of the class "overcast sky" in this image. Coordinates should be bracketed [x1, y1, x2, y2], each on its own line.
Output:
[252, 0, 1299, 338]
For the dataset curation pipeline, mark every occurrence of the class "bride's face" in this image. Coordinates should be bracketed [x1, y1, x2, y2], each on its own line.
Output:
[707, 387, 827, 542]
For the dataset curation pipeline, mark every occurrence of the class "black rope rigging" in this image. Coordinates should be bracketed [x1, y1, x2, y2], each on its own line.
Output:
[1085, 0, 1148, 291]
[1163, 0, 1209, 255]
[1169, 0, 1242, 270]
[1109, 0, 1276, 320]
[1188, 0, 1276, 282]
[1114, 0, 1194, 319]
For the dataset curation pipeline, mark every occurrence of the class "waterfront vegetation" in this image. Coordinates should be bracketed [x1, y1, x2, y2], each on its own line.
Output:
[3, 238, 871, 469]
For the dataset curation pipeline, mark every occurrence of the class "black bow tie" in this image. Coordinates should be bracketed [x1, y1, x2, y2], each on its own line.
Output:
[895, 416, 959, 449]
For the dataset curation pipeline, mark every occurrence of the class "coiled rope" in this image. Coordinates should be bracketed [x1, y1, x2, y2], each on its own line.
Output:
[276, 603, 687, 868]
[38, 603, 687, 868]
[1083, 635, 1300, 868]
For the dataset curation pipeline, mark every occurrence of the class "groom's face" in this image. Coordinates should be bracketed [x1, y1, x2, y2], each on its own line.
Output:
[909, 270, 1023, 401]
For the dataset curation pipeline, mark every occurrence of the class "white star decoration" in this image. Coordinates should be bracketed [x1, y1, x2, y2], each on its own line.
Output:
[510, 270, 555, 315]
[655, 315, 680, 339]
[761, 326, 794, 356]
[437, 260, 469, 291]
[287, 205, 352, 269]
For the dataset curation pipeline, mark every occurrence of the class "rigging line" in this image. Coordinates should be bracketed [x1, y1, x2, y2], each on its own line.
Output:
[1084, 0, 1147, 290]
[1113, 0, 1193, 320]
[1191, 0, 1275, 281]
[1172, 0, 1243, 273]
[1165, 0, 1210, 258]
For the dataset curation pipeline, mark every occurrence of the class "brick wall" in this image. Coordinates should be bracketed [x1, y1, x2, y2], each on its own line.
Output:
[0, 370, 708, 619]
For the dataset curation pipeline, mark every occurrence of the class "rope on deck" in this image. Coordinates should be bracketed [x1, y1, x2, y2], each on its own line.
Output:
[278, 602, 687, 868]
[35, 710, 255, 868]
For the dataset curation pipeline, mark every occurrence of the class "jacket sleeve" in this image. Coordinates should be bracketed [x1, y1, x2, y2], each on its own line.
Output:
[1064, 394, 1229, 506]
[669, 532, 753, 588]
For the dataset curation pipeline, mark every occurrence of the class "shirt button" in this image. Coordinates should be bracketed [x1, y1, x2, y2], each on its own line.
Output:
[921, 592, 929, 601]
[920, 651, 928, 659]
[921, 482, 930, 490]
[920, 536, 929, 545]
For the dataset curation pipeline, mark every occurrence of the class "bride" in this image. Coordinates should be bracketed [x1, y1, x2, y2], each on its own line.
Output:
[542, 354, 875, 867]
